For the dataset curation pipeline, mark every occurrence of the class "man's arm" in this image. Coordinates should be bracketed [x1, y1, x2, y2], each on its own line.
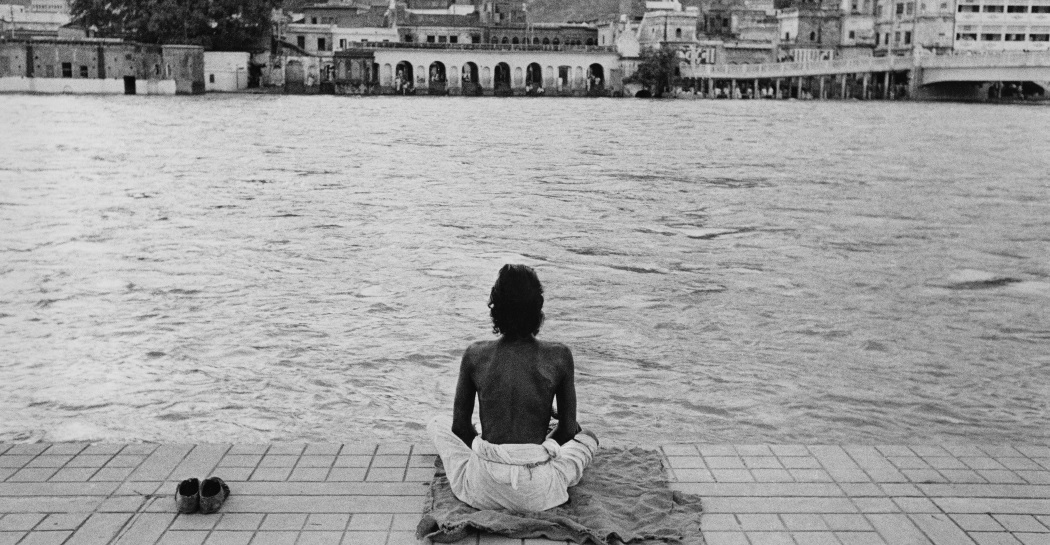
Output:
[451, 347, 478, 447]
[550, 346, 580, 446]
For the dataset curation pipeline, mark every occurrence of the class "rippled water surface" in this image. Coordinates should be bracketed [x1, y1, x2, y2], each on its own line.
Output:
[1, 95, 1048, 445]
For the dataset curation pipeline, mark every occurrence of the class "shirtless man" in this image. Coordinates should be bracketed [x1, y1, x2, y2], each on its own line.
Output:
[428, 264, 599, 512]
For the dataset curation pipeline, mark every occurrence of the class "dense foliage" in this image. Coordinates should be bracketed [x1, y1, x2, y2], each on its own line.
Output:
[625, 46, 681, 97]
[71, 0, 278, 50]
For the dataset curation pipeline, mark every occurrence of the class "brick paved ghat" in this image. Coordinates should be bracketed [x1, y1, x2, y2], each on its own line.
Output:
[1, 443, 1048, 544]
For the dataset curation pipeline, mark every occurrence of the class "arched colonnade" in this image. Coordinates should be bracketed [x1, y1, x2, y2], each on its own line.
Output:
[379, 57, 611, 92]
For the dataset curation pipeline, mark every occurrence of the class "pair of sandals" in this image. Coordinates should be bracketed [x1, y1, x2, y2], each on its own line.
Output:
[175, 477, 231, 514]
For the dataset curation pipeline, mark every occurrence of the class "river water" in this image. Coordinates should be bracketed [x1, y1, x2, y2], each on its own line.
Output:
[1, 95, 1048, 446]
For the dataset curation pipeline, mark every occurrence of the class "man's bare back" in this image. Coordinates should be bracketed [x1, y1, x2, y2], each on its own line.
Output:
[427, 264, 600, 512]
[451, 336, 582, 447]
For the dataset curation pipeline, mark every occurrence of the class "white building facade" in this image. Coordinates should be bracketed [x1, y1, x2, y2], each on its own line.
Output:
[204, 51, 250, 91]
[874, 0, 956, 54]
[953, 0, 1050, 51]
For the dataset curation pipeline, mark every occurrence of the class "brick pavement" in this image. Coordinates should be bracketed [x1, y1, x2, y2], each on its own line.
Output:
[0, 442, 1048, 544]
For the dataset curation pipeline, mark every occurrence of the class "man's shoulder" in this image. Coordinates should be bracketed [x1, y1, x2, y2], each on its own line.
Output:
[536, 339, 570, 350]
[464, 339, 497, 356]
[536, 339, 572, 359]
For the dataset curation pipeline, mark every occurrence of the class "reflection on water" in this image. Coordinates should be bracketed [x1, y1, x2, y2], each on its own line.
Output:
[0, 95, 1048, 445]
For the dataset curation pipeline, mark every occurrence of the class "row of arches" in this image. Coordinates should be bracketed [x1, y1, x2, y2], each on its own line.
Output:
[388, 60, 607, 94]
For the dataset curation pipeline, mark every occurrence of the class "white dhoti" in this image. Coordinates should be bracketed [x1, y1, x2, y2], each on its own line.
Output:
[427, 415, 599, 512]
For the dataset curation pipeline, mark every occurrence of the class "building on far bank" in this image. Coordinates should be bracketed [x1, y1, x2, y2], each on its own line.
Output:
[777, 0, 843, 60]
[873, 0, 955, 54]
[0, 39, 204, 94]
[953, 0, 1050, 52]
[702, 0, 780, 62]
[204, 51, 250, 91]
[332, 41, 621, 96]
[838, 0, 878, 56]
[397, 12, 483, 44]
[0, 0, 70, 38]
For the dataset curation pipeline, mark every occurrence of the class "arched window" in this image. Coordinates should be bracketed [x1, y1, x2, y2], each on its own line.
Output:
[491, 36, 498, 43]
[552, 38, 560, 45]
[676, 28, 682, 38]
[512, 37, 519, 44]
[533, 37, 540, 44]
[543, 37, 550, 45]
[501, 36, 509, 44]
[809, 31, 816, 40]
[404, 34, 413, 42]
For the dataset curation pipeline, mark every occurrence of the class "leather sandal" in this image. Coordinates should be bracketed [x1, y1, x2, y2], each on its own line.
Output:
[175, 478, 200, 514]
[198, 476, 231, 514]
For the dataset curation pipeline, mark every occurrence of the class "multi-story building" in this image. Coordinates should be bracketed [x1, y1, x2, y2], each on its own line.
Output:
[398, 13, 484, 44]
[953, 0, 1050, 52]
[777, 0, 843, 59]
[704, 0, 780, 62]
[839, 0, 878, 55]
[277, 0, 603, 90]
[873, 0, 955, 54]
[478, 0, 526, 25]
[637, 0, 700, 45]
[0, 0, 71, 39]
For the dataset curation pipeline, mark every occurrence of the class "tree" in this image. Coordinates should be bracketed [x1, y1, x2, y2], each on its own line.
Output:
[71, 0, 279, 50]
[625, 46, 681, 97]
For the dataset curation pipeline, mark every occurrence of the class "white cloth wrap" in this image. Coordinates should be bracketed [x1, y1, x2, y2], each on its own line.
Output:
[428, 416, 598, 512]
[471, 436, 561, 490]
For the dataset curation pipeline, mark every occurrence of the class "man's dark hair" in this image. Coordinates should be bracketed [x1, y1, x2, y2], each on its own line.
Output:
[489, 264, 545, 338]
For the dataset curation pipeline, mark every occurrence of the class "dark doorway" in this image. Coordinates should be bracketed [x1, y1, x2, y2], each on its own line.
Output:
[395, 61, 414, 94]
[428, 61, 447, 95]
[526, 63, 542, 86]
[123, 76, 136, 95]
[525, 62, 543, 95]
[462, 62, 481, 96]
[493, 62, 512, 95]
[588, 64, 605, 88]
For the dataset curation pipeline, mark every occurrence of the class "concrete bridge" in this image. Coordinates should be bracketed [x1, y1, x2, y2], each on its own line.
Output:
[682, 51, 1050, 100]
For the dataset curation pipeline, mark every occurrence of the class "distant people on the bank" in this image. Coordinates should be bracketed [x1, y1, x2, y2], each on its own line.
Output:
[428, 264, 599, 512]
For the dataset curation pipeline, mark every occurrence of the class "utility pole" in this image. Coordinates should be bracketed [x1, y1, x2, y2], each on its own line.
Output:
[522, 2, 529, 44]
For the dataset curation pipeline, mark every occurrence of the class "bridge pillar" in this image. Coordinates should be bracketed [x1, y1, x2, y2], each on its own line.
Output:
[840, 75, 847, 99]
[775, 79, 780, 99]
[706, 78, 712, 98]
[796, 77, 803, 99]
[908, 66, 920, 100]
[819, 77, 825, 100]
[883, 72, 890, 99]
[754, 78, 759, 99]
[862, 73, 869, 100]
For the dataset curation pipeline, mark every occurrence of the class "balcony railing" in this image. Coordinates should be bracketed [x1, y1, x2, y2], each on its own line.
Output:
[917, 50, 1050, 67]
[687, 55, 913, 77]
[684, 50, 1050, 78]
